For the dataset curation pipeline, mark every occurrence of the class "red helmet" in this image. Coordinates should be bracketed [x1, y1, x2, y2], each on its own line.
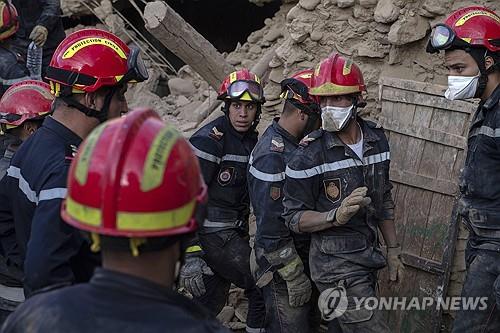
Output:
[217, 69, 265, 103]
[46, 28, 149, 97]
[427, 6, 500, 53]
[280, 69, 320, 107]
[61, 108, 207, 238]
[310, 53, 366, 96]
[0, 80, 53, 129]
[0, 1, 18, 41]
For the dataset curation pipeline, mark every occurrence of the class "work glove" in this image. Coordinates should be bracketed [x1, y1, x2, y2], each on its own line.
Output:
[29, 25, 48, 47]
[179, 256, 214, 297]
[387, 245, 404, 282]
[278, 256, 312, 307]
[334, 186, 371, 225]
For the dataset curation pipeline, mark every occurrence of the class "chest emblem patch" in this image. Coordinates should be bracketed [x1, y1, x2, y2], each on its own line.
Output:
[324, 178, 341, 204]
[270, 186, 281, 201]
[218, 167, 234, 186]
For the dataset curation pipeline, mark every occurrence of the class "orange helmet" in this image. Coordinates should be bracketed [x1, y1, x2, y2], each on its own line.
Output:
[46, 28, 149, 97]
[217, 69, 265, 103]
[61, 108, 207, 238]
[0, 1, 18, 41]
[310, 53, 366, 97]
[427, 6, 500, 53]
[0, 80, 53, 129]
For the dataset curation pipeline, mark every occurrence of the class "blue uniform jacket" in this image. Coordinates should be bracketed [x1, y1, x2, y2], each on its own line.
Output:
[0, 116, 99, 296]
[282, 118, 394, 281]
[2, 268, 230, 333]
[248, 119, 310, 274]
[459, 85, 500, 251]
[190, 115, 257, 230]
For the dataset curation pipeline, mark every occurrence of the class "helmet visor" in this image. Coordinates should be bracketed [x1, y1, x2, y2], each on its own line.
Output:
[228, 80, 264, 102]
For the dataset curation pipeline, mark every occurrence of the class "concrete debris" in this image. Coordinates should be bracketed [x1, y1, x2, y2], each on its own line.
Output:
[359, 0, 379, 9]
[168, 78, 196, 97]
[374, 0, 400, 23]
[336, 0, 355, 8]
[264, 28, 283, 42]
[299, 0, 321, 11]
[388, 14, 430, 45]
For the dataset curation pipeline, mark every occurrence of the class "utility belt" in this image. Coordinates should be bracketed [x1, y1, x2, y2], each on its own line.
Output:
[202, 207, 248, 229]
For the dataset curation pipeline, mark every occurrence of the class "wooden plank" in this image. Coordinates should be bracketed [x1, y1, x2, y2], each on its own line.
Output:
[452, 149, 466, 181]
[401, 252, 444, 275]
[413, 105, 433, 128]
[433, 205, 461, 333]
[418, 140, 444, 179]
[387, 132, 406, 171]
[420, 194, 454, 261]
[379, 76, 448, 97]
[436, 148, 459, 182]
[394, 184, 409, 247]
[379, 116, 467, 149]
[381, 86, 474, 114]
[390, 168, 458, 196]
[401, 187, 433, 256]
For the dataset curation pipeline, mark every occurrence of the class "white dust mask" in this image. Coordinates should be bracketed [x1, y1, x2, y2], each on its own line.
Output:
[445, 73, 480, 100]
[321, 105, 354, 132]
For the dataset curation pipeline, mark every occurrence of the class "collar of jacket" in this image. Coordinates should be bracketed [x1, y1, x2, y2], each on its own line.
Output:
[482, 84, 500, 111]
[272, 117, 299, 146]
[324, 118, 380, 149]
[43, 116, 82, 146]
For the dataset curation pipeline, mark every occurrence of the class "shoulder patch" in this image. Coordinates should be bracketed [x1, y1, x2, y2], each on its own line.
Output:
[299, 130, 322, 146]
[270, 135, 284, 152]
[209, 126, 224, 141]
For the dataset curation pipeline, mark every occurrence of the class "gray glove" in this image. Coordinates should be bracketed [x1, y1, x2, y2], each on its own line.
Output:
[278, 256, 312, 307]
[179, 256, 214, 297]
[29, 25, 48, 47]
[334, 186, 371, 225]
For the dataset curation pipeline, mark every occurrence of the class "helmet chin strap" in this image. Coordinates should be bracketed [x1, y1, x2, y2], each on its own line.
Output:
[61, 87, 118, 123]
[467, 48, 500, 99]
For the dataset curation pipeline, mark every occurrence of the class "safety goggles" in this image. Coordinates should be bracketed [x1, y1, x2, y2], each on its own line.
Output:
[280, 79, 315, 105]
[0, 113, 22, 124]
[427, 24, 471, 53]
[227, 80, 264, 102]
[119, 46, 149, 84]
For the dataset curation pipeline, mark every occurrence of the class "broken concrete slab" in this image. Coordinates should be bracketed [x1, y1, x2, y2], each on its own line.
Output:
[388, 14, 430, 45]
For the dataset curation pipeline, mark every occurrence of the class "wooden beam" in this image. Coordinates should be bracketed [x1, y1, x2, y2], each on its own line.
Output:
[400, 252, 444, 275]
[379, 77, 448, 97]
[390, 168, 458, 196]
[143, 1, 234, 90]
[380, 86, 475, 114]
[379, 116, 467, 149]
